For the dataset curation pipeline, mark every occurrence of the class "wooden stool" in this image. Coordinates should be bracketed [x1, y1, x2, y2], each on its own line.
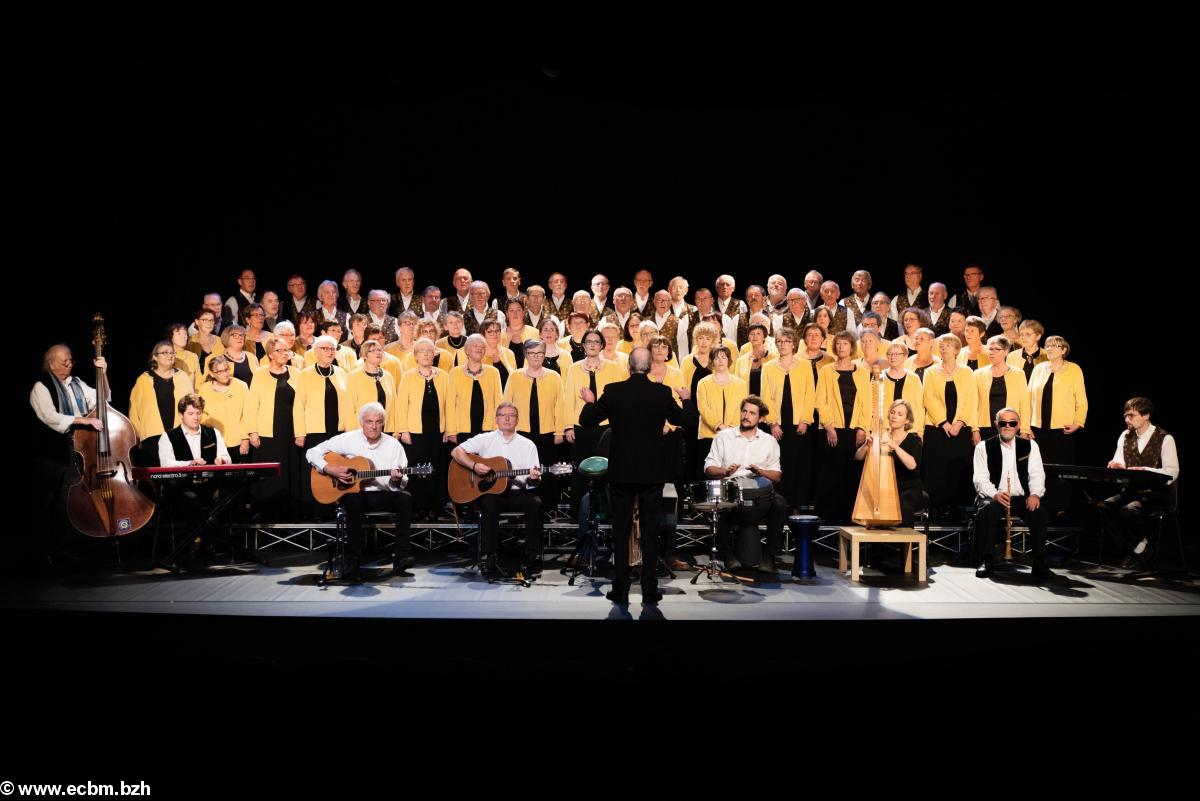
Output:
[838, 526, 927, 583]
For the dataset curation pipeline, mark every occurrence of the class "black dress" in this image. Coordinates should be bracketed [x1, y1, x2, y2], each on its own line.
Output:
[407, 375, 446, 517]
[252, 370, 304, 520]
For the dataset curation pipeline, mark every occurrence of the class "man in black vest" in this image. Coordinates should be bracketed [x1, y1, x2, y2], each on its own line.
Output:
[970, 407, 1052, 581]
[578, 348, 684, 604]
[1098, 397, 1180, 570]
[30, 344, 108, 563]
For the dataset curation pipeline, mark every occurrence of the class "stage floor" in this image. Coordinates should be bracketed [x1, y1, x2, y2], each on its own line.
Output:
[4, 555, 1196, 621]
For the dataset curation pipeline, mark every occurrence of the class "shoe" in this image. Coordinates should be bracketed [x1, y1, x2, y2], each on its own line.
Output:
[1120, 554, 1139, 570]
[521, 555, 543, 578]
[665, 557, 690, 571]
[641, 587, 664, 604]
[1031, 562, 1054, 582]
[975, 558, 993, 578]
[725, 556, 743, 571]
[343, 557, 362, 581]
[480, 553, 506, 579]
[758, 554, 777, 573]
[606, 582, 630, 604]
[393, 554, 415, 575]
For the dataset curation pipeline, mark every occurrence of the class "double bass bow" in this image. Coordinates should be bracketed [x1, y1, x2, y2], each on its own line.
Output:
[66, 314, 156, 538]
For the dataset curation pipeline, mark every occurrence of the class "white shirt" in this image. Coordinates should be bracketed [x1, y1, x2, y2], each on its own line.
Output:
[613, 309, 631, 332]
[344, 295, 366, 314]
[927, 305, 948, 328]
[634, 293, 652, 314]
[158, 426, 231, 468]
[1111, 426, 1180, 484]
[291, 296, 309, 313]
[972, 438, 1046, 500]
[952, 289, 979, 310]
[460, 430, 541, 487]
[224, 291, 255, 322]
[705, 427, 782, 479]
[889, 288, 924, 322]
[396, 293, 414, 311]
[842, 294, 871, 320]
[30, 376, 107, 433]
[672, 302, 692, 358]
[319, 306, 340, 322]
[470, 307, 506, 331]
[593, 296, 609, 315]
[716, 298, 739, 344]
[420, 307, 441, 324]
[307, 429, 409, 491]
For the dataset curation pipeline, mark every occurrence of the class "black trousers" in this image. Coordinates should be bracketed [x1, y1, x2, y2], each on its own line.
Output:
[972, 495, 1047, 565]
[609, 481, 664, 592]
[478, 489, 543, 558]
[924, 425, 974, 509]
[1033, 427, 1078, 517]
[341, 489, 412, 560]
[899, 487, 928, 527]
[717, 494, 788, 565]
[777, 425, 808, 512]
[404, 431, 446, 516]
[817, 428, 862, 524]
[528, 431, 559, 512]
[1098, 490, 1173, 556]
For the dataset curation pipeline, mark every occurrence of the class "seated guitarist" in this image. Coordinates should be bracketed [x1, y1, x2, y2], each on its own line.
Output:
[450, 401, 543, 579]
[306, 402, 413, 579]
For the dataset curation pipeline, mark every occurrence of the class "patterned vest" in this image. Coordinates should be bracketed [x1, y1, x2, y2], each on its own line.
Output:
[1124, 426, 1168, 469]
[895, 288, 929, 317]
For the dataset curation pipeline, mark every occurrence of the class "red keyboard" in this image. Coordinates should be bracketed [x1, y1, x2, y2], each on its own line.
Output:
[131, 462, 281, 481]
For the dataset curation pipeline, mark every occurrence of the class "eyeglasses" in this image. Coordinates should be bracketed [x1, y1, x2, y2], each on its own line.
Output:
[496, 412, 518, 418]
[996, 420, 1019, 428]
[154, 351, 174, 357]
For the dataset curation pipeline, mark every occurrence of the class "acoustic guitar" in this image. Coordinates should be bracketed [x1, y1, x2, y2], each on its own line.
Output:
[448, 454, 573, 504]
[311, 452, 433, 504]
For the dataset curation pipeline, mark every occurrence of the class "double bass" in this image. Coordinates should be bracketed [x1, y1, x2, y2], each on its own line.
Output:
[66, 314, 156, 537]
[851, 367, 902, 528]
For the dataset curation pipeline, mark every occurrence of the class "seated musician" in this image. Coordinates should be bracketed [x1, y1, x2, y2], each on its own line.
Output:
[1097, 397, 1180, 570]
[306, 402, 414, 580]
[703, 395, 787, 572]
[157, 393, 232, 468]
[854, 399, 925, 526]
[970, 407, 1052, 581]
[449, 402, 543, 580]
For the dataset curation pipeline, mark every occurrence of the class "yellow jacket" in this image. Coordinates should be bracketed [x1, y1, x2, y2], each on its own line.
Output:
[904, 354, 941, 373]
[881, 369, 926, 435]
[502, 369, 567, 436]
[922, 364, 978, 427]
[564, 359, 627, 427]
[445, 364, 503, 434]
[816, 363, 872, 430]
[198, 377, 250, 445]
[295, 364, 353, 437]
[761, 358, 817, 426]
[379, 352, 406, 390]
[1007, 348, 1048, 374]
[500, 326, 541, 350]
[345, 366, 397, 432]
[304, 345, 359, 373]
[395, 368, 450, 435]
[736, 350, 778, 383]
[186, 336, 225, 374]
[972, 366, 1031, 434]
[647, 365, 686, 431]
[696, 374, 748, 438]
[205, 350, 260, 376]
[1027, 361, 1088, 430]
[243, 365, 300, 439]
[129, 370, 194, 440]
[173, 346, 201, 385]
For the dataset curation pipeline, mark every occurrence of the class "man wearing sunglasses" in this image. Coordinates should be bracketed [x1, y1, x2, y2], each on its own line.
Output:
[971, 407, 1051, 581]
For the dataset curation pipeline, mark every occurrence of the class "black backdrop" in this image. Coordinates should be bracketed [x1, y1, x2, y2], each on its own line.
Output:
[18, 9, 1183, 477]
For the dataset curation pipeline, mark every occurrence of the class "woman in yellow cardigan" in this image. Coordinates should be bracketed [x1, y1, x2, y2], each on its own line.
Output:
[187, 308, 225, 377]
[445, 333, 503, 442]
[345, 340, 397, 434]
[198, 355, 249, 461]
[564, 328, 628, 512]
[922, 333, 979, 512]
[502, 339, 567, 509]
[500, 298, 540, 370]
[129, 340, 194, 466]
[396, 338, 451, 520]
[696, 345, 747, 475]
[1028, 335, 1088, 514]
[1008, 319, 1049, 381]
[815, 331, 871, 522]
[208, 325, 260, 386]
[167, 323, 201, 386]
[735, 322, 777, 397]
[881, 342, 926, 436]
[243, 335, 303, 519]
[762, 329, 817, 513]
[295, 335, 354, 512]
[972, 335, 1031, 444]
[480, 319, 517, 389]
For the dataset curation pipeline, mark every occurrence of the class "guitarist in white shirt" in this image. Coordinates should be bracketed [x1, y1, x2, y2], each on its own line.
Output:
[450, 401, 543, 580]
[307, 402, 413, 579]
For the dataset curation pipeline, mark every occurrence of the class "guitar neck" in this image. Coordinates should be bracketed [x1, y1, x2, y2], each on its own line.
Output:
[489, 466, 542, 478]
[350, 466, 422, 480]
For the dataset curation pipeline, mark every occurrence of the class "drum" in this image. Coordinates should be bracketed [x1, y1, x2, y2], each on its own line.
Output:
[788, 514, 820, 579]
[733, 475, 774, 506]
[578, 456, 609, 478]
[686, 479, 739, 511]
